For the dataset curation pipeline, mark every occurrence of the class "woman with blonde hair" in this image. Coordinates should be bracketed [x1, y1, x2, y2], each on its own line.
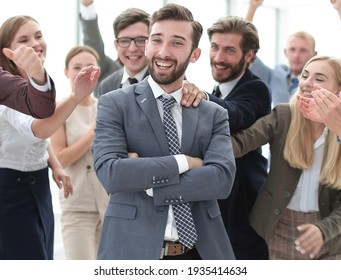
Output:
[232, 55, 341, 259]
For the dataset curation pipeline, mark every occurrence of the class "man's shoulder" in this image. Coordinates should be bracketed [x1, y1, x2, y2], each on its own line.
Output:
[273, 63, 290, 74]
[98, 69, 124, 95]
[101, 68, 124, 84]
[237, 70, 271, 96]
[199, 99, 226, 114]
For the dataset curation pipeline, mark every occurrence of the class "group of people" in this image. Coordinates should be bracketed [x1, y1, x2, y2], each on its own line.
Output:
[1, 0, 341, 261]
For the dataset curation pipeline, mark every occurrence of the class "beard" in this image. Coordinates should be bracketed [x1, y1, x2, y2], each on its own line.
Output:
[148, 55, 191, 85]
[211, 55, 246, 83]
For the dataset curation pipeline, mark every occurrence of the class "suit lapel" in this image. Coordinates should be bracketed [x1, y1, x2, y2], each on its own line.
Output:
[181, 106, 199, 154]
[135, 81, 170, 155]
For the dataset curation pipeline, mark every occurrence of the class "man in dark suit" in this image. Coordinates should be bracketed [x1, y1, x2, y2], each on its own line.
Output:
[0, 45, 55, 119]
[93, 3, 236, 260]
[204, 16, 271, 259]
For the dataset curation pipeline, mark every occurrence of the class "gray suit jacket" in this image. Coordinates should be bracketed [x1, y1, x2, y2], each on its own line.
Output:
[93, 79, 236, 259]
[79, 15, 122, 97]
[232, 105, 341, 256]
[250, 57, 292, 107]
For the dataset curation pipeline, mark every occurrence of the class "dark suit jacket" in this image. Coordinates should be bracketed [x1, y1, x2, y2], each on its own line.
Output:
[97, 68, 150, 96]
[233, 105, 341, 256]
[79, 15, 122, 97]
[0, 67, 56, 118]
[93, 78, 236, 259]
[208, 69, 271, 259]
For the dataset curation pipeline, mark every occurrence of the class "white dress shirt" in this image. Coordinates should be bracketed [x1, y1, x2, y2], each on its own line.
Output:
[0, 106, 48, 172]
[121, 66, 148, 88]
[210, 72, 244, 100]
[80, 2, 96, 20]
[146, 76, 189, 241]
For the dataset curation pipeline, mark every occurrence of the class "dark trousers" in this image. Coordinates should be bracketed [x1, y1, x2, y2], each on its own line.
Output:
[0, 167, 54, 260]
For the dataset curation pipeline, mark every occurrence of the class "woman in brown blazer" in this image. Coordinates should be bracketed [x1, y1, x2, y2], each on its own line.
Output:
[232, 55, 341, 259]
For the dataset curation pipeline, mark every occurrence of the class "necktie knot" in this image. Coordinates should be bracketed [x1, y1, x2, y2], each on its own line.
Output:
[159, 96, 176, 111]
[213, 85, 222, 98]
[290, 77, 299, 93]
[128, 77, 138, 85]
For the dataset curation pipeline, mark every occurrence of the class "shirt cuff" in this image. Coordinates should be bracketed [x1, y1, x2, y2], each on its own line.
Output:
[145, 154, 188, 197]
[80, 2, 96, 20]
[28, 71, 51, 92]
[174, 154, 189, 174]
[203, 91, 210, 101]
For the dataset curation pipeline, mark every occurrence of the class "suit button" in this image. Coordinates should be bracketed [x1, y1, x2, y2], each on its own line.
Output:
[284, 191, 291, 198]
[273, 208, 281, 215]
[86, 165, 91, 170]
[29, 176, 35, 184]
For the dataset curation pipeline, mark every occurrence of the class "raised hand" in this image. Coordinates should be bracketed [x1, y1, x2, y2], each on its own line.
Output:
[81, 0, 94, 7]
[73, 65, 100, 103]
[2, 45, 45, 84]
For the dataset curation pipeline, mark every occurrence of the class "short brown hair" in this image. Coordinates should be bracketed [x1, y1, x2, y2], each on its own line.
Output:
[207, 16, 259, 62]
[113, 8, 150, 38]
[149, 3, 203, 52]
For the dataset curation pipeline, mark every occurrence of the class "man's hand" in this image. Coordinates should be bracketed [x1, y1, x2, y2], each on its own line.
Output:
[181, 80, 206, 108]
[246, 0, 264, 21]
[81, 0, 94, 7]
[186, 155, 203, 169]
[331, 0, 341, 18]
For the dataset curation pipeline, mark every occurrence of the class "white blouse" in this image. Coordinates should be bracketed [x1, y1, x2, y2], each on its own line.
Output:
[287, 128, 327, 212]
[0, 105, 48, 172]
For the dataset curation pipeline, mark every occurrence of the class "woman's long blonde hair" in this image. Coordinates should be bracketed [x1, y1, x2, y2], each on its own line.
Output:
[284, 55, 341, 189]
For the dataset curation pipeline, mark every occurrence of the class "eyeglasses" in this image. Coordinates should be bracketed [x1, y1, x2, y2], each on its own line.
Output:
[116, 36, 148, 48]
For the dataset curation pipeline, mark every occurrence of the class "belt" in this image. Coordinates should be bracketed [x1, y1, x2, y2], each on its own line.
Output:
[160, 241, 191, 258]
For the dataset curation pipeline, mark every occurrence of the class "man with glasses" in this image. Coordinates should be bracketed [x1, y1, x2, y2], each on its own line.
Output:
[97, 7, 150, 95]
[79, 0, 149, 96]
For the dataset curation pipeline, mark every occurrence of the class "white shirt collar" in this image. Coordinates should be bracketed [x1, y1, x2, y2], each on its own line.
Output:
[217, 71, 244, 98]
[148, 76, 182, 104]
[121, 66, 148, 84]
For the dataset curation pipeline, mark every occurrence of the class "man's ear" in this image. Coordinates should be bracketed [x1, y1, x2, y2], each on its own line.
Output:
[190, 48, 201, 63]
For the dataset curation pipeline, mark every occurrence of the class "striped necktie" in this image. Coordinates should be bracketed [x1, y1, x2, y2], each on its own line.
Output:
[158, 96, 198, 249]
